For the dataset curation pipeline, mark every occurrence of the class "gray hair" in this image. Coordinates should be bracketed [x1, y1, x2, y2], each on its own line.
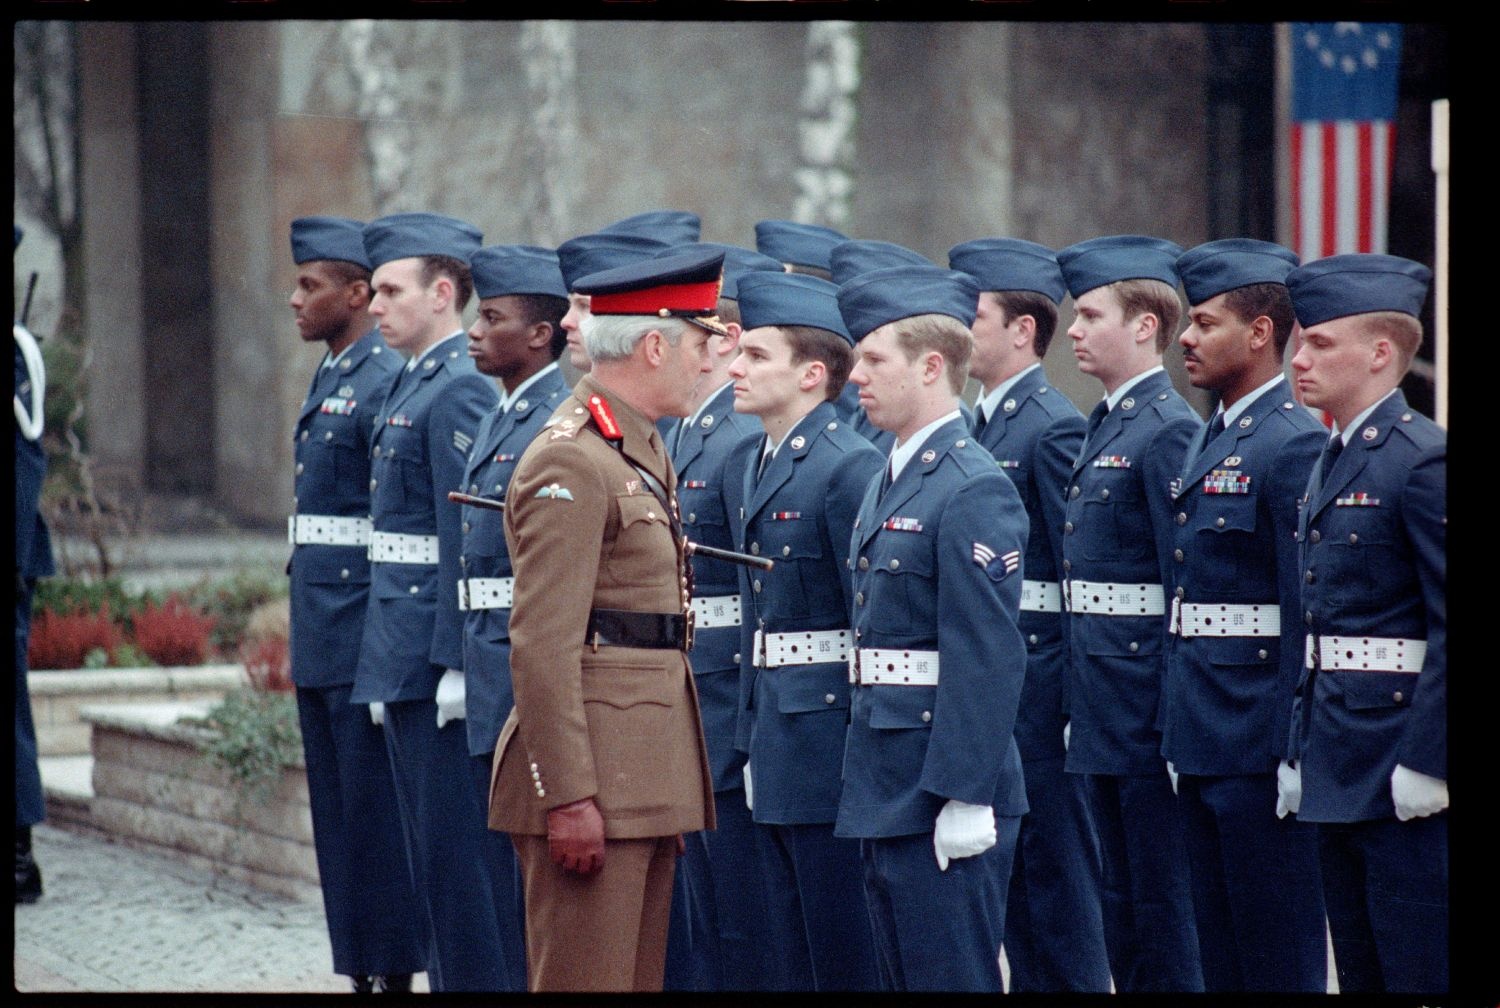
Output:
[583, 313, 690, 363]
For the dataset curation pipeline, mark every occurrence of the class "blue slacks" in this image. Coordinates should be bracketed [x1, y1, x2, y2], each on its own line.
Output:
[471, 751, 528, 990]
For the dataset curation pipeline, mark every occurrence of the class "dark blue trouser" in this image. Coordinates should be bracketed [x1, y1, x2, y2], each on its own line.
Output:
[295, 685, 426, 978]
[1004, 755, 1111, 992]
[471, 752, 528, 991]
[664, 785, 778, 990]
[1084, 772, 1204, 992]
[859, 818, 1019, 992]
[1179, 771, 1327, 992]
[755, 820, 878, 991]
[382, 698, 512, 991]
[1317, 814, 1447, 994]
[15, 582, 45, 828]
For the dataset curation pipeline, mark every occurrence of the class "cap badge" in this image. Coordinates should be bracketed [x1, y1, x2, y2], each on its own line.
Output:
[1121, 397, 1135, 410]
[1362, 426, 1378, 441]
[790, 436, 806, 450]
[1003, 398, 1017, 413]
[921, 449, 936, 463]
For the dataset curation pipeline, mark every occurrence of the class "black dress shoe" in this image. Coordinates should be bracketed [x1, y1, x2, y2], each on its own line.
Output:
[350, 974, 376, 993]
[374, 973, 413, 993]
[15, 828, 42, 905]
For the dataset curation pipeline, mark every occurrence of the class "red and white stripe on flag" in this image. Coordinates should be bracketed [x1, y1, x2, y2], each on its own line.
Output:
[1290, 119, 1394, 259]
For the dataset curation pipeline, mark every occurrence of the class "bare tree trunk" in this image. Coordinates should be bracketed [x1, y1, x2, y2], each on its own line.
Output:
[792, 22, 860, 229]
[517, 21, 579, 247]
[339, 20, 414, 217]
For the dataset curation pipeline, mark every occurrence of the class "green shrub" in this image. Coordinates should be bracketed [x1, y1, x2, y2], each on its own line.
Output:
[188, 687, 303, 804]
[31, 576, 141, 625]
[182, 569, 289, 655]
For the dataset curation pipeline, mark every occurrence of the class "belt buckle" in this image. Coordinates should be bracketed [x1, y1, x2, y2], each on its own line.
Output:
[683, 607, 696, 653]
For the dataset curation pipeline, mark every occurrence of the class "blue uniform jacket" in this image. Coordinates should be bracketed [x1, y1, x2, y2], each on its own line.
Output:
[15, 340, 54, 580]
[834, 417, 1030, 839]
[458, 365, 570, 758]
[669, 381, 762, 791]
[1061, 370, 1201, 775]
[1289, 390, 1445, 823]
[729, 402, 884, 824]
[288, 330, 403, 688]
[353, 333, 498, 703]
[1160, 379, 1324, 775]
[975, 368, 1085, 763]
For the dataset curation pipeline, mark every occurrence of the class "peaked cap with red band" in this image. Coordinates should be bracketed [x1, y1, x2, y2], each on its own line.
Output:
[572, 247, 730, 337]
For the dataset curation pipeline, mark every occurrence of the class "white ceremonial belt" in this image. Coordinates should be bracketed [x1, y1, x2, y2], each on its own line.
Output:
[753, 628, 851, 668]
[1066, 580, 1166, 616]
[1020, 580, 1063, 613]
[1307, 635, 1427, 673]
[690, 594, 742, 630]
[1170, 600, 1280, 638]
[849, 648, 941, 687]
[368, 531, 440, 565]
[288, 514, 372, 547]
[458, 577, 514, 611]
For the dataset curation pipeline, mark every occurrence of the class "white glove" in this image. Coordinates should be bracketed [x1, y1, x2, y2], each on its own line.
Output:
[742, 762, 754, 811]
[1167, 761, 1179, 795]
[933, 800, 997, 872]
[1063, 721, 1071, 751]
[1391, 764, 1448, 822]
[369, 702, 385, 726]
[435, 669, 467, 728]
[1275, 759, 1301, 819]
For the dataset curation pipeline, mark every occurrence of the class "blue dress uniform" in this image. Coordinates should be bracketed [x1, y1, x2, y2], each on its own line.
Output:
[1160, 240, 1328, 992]
[455, 243, 575, 991]
[1286, 256, 1446, 994]
[654, 242, 782, 992]
[833, 266, 1030, 993]
[286, 216, 423, 983]
[948, 238, 1111, 993]
[728, 272, 883, 992]
[350, 214, 510, 992]
[15, 310, 52, 843]
[1056, 236, 1204, 992]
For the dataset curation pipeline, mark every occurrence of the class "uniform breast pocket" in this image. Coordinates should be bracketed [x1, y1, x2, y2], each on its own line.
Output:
[375, 429, 429, 513]
[866, 534, 936, 635]
[680, 485, 726, 535]
[758, 518, 824, 618]
[1193, 494, 1259, 590]
[1080, 474, 1150, 561]
[606, 494, 675, 586]
[1318, 509, 1401, 608]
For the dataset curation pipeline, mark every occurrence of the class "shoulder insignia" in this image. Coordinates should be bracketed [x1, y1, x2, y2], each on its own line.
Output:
[973, 541, 1020, 581]
[453, 430, 473, 452]
[587, 394, 623, 441]
[536, 483, 574, 501]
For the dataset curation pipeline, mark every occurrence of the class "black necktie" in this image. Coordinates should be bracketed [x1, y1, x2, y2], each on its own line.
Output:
[755, 439, 772, 485]
[1210, 412, 1227, 439]
[878, 461, 894, 498]
[1085, 400, 1109, 442]
[1319, 434, 1344, 483]
[972, 407, 989, 440]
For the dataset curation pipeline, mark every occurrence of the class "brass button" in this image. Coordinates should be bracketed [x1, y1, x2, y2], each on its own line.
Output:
[687, 513, 696, 523]
[751, 542, 760, 555]
[1100, 488, 1110, 500]
[1028, 634, 1038, 645]
[783, 545, 791, 557]
[733, 653, 740, 664]
[1393, 691, 1404, 703]
[1305, 571, 1315, 584]
[1173, 549, 1184, 562]
[1064, 522, 1074, 534]
[889, 558, 900, 570]
[1128, 641, 1139, 653]
[409, 585, 419, 594]
[753, 580, 762, 593]
[647, 511, 657, 520]
[324, 431, 333, 441]
[855, 592, 865, 605]
[1311, 530, 1321, 543]
[921, 711, 932, 723]
[1258, 649, 1268, 660]
[1177, 512, 1187, 525]
[537, 788, 546, 798]
[1348, 533, 1359, 544]
[470, 483, 478, 494]
[1215, 517, 1226, 528]
[858, 557, 869, 571]
[1071, 486, 1081, 499]
[824, 694, 836, 704]
[340, 569, 350, 579]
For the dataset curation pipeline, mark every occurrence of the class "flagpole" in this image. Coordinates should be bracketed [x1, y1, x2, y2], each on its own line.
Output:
[1431, 98, 1449, 430]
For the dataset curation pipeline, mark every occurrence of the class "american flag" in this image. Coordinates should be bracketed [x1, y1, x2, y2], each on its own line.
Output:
[1289, 23, 1404, 260]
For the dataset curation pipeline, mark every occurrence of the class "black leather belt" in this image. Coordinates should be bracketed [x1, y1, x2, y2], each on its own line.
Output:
[586, 608, 692, 652]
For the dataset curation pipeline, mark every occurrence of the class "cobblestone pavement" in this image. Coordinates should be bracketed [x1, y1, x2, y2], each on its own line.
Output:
[13, 823, 428, 994]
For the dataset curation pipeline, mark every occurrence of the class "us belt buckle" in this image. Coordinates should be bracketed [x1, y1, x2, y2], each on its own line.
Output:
[683, 606, 696, 652]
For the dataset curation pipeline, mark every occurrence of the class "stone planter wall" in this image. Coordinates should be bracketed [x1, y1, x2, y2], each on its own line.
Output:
[29, 665, 247, 757]
[82, 700, 320, 903]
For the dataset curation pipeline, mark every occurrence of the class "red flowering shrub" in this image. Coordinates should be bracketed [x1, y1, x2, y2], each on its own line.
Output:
[27, 605, 124, 669]
[240, 634, 294, 693]
[130, 594, 219, 666]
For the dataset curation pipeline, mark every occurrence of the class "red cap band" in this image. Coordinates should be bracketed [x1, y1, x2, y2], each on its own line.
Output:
[587, 278, 722, 317]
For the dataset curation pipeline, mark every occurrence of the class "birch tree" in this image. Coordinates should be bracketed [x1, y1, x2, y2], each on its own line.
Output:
[517, 21, 580, 247]
[792, 22, 860, 229]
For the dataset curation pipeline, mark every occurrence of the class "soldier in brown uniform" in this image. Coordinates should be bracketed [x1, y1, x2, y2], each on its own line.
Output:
[490, 248, 724, 991]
